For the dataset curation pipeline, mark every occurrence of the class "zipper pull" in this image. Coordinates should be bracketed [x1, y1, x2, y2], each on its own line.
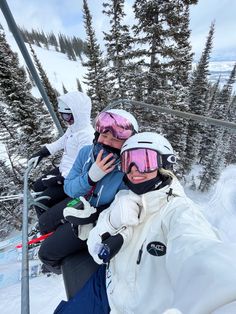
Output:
[137, 247, 143, 264]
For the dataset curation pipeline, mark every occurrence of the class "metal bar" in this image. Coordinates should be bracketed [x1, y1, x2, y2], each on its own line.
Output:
[104, 99, 236, 133]
[0, 0, 63, 136]
[21, 165, 32, 314]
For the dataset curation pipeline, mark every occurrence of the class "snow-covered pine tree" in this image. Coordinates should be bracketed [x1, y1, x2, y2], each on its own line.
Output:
[131, 0, 195, 175]
[198, 64, 236, 191]
[184, 23, 215, 175]
[64, 36, 77, 61]
[29, 43, 65, 130]
[198, 78, 221, 163]
[72, 36, 84, 60]
[47, 32, 59, 51]
[83, 0, 110, 115]
[0, 158, 23, 236]
[62, 83, 68, 94]
[0, 30, 54, 159]
[58, 33, 66, 54]
[102, 0, 133, 99]
[76, 78, 83, 92]
[163, 2, 194, 175]
[225, 94, 236, 165]
[132, 0, 195, 105]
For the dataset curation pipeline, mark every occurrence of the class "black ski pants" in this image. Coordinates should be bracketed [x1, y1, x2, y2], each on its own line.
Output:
[38, 222, 87, 273]
[38, 196, 72, 235]
[33, 167, 68, 217]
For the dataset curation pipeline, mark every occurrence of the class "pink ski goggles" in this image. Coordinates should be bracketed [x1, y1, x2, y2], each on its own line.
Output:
[121, 148, 159, 174]
[95, 112, 134, 140]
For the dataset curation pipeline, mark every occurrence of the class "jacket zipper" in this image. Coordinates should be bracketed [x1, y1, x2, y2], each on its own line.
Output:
[137, 239, 146, 265]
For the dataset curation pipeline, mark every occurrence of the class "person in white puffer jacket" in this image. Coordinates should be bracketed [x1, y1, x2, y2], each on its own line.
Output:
[29, 91, 94, 217]
[87, 132, 236, 314]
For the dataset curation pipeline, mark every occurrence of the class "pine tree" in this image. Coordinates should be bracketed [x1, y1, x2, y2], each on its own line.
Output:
[0, 30, 54, 159]
[132, 0, 195, 106]
[76, 78, 83, 92]
[184, 23, 215, 174]
[103, 0, 133, 99]
[83, 0, 110, 115]
[0, 157, 23, 236]
[62, 83, 68, 94]
[48, 32, 59, 51]
[198, 64, 236, 191]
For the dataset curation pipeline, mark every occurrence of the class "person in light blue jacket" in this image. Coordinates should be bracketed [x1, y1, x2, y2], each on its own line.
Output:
[38, 109, 139, 275]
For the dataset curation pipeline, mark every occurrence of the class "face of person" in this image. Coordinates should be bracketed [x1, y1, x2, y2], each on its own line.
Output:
[98, 131, 125, 149]
[61, 112, 74, 125]
[127, 165, 158, 184]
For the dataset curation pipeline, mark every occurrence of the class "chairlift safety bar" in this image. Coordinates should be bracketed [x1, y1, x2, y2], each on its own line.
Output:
[104, 99, 236, 133]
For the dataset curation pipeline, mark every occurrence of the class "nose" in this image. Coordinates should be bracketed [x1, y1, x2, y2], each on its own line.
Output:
[130, 164, 139, 174]
[103, 138, 113, 146]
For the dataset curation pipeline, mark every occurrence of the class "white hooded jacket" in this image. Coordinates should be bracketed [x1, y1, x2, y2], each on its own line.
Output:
[46, 91, 94, 177]
[90, 178, 236, 314]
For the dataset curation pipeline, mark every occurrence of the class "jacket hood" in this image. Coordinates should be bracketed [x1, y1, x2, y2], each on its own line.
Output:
[57, 91, 92, 131]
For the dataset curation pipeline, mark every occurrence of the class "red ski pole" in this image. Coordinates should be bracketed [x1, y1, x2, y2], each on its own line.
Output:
[16, 232, 53, 248]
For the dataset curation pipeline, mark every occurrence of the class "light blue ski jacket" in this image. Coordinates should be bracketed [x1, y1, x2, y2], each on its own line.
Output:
[64, 145, 127, 208]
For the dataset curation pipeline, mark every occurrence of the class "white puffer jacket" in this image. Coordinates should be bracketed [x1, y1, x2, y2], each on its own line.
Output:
[89, 178, 236, 314]
[46, 91, 94, 177]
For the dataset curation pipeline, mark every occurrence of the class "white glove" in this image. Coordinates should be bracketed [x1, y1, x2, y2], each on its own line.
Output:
[63, 196, 97, 222]
[87, 227, 104, 264]
[109, 193, 142, 229]
[88, 162, 107, 182]
[77, 223, 94, 241]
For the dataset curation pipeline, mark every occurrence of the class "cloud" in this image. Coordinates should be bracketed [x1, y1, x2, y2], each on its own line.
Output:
[1, 0, 235, 61]
[190, 0, 236, 59]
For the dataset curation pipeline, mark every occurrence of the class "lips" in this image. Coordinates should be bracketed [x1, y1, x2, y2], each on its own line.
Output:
[130, 175, 147, 183]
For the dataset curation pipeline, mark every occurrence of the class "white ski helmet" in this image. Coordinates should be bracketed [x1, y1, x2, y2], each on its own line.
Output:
[58, 99, 72, 114]
[105, 109, 139, 133]
[121, 132, 176, 169]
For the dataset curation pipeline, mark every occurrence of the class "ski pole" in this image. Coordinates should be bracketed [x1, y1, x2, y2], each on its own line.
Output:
[16, 232, 53, 249]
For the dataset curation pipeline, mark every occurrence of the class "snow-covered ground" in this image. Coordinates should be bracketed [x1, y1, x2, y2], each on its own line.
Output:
[0, 164, 236, 314]
[5, 30, 87, 95]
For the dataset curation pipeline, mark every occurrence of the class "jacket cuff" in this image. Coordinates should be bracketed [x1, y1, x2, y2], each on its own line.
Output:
[88, 162, 106, 183]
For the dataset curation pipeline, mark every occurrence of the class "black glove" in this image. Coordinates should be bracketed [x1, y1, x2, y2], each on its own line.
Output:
[28, 146, 50, 168]
[42, 175, 65, 187]
[98, 233, 124, 263]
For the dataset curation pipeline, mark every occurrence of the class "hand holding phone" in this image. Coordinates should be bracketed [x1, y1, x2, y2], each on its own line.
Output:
[96, 149, 116, 173]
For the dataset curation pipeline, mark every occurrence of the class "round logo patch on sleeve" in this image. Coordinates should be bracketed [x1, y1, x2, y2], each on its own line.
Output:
[147, 241, 166, 256]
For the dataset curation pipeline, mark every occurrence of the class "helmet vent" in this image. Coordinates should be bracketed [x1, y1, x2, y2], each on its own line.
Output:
[164, 145, 171, 151]
[137, 141, 153, 144]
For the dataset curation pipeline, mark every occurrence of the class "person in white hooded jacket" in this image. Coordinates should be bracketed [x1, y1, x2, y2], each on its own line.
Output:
[29, 91, 94, 217]
[87, 132, 236, 314]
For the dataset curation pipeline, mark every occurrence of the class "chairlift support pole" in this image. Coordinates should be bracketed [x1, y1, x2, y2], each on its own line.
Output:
[21, 166, 31, 314]
[105, 99, 236, 133]
[0, 0, 63, 136]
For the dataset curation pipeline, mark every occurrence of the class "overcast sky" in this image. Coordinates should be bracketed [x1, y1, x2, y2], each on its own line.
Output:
[0, 0, 235, 61]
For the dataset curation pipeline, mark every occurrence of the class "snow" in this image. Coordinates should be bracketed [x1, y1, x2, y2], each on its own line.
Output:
[4, 31, 87, 95]
[0, 275, 66, 314]
[0, 164, 236, 313]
